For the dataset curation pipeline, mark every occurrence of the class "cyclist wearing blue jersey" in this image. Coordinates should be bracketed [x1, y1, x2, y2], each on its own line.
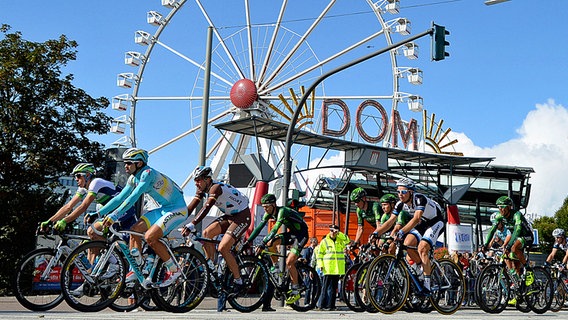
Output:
[182, 166, 251, 294]
[101, 148, 188, 287]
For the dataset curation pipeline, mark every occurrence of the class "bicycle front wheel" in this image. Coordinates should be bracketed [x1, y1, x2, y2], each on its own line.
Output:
[289, 263, 320, 312]
[151, 246, 208, 313]
[550, 278, 566, 312]
[430, 259, 465, 315]
[341, 262, 364, 312]
[475, 264, 508, 314]
[227, 255, 269, 312]
[354, 260, 379, 313]
[13, 248, 64, 311]
[60, 241, 126, 312]
[366, 254, 410, 314]
[525, 266, 553, 314]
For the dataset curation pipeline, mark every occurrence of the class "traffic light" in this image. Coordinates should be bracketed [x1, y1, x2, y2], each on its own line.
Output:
[431, 23, 450, 61]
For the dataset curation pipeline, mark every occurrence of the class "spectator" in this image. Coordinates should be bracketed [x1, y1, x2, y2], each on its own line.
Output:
[316, 224, 350, 311]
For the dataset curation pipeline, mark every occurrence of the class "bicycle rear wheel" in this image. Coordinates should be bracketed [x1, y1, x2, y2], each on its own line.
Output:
[60, 241, 126, 312]
[151, 246, 208, 313]
[366, 255, 410, 314]
[289, 263, 320, 312]
[13, 248, 64, 311]
[227, 255, 269, 312]
[525, 266, 553, 314]
[354, 261, 379, 313]
[341, 262, 364, 312]
[475, 264, 507, 314]
[108, 284, 140, 312]
[430, 259, 464, 315]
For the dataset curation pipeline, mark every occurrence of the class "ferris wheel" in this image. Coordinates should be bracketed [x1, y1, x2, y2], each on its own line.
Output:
[109, 0, 429, 196]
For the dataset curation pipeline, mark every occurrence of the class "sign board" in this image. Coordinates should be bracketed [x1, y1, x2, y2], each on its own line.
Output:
[447, 224, 473, 253]
[344, 148, 388, 171]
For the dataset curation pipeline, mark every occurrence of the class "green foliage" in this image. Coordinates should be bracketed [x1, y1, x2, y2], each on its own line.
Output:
[0, 25, 111, 294]
[532, 216, 557, 253]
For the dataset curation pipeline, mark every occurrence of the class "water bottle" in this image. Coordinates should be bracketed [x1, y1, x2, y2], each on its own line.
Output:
[79, 252, 91, 269]
[131, 248, 142, 266]
[143, 254, 155, 276]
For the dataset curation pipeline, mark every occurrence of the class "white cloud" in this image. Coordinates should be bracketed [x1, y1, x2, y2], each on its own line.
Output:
[453, 99, 568, 216]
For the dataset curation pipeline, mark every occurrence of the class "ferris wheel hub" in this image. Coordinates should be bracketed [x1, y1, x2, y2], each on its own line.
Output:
[230, 79, 258, 109]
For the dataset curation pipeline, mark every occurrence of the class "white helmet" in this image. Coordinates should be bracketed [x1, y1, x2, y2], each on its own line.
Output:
[553, 228, 565, 238]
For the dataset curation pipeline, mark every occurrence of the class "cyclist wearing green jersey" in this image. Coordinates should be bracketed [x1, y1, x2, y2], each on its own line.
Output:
[483, 196, 534, 277]
[350, 187, 382, 247]
[248, 193, 309, 305]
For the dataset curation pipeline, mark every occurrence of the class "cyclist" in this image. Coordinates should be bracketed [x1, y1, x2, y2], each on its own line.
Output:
[40, 163, 136, 234]
[352, 187, 390, 248]
[100, 148, 188, 287]
[486, 212, 514, 270]
[181, 166, 251, 295]
[545, 228, 568, 267]
[482, 196, 534, 278]
[375, 193, 399, 254]
[393, 177, 445, 295]
[247, 193, 309, 304]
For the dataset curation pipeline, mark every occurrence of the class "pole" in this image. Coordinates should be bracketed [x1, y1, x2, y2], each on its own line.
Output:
[196, 26, 213, 234]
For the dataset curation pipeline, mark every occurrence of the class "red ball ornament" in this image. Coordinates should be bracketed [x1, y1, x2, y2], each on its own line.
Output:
[230, 79, 258, 109]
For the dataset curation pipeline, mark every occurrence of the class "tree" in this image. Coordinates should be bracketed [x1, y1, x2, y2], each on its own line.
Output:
[532, 216, 556, 254]
[0, 24, 111, 294]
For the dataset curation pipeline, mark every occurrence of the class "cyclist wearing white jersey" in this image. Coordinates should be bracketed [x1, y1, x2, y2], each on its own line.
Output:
[394, 177, 445, 294]
[182, 166, 251, 294]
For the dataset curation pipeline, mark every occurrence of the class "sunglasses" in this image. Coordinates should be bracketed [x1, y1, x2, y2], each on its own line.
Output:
[74, 173, 86, 179]
[124, 161, 137, 166]
[397, 190, 410, 195]
[498, 205, 508, 209]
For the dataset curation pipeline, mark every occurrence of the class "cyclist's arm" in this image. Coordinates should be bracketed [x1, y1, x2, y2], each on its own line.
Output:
[562, 250, 568, 265]
[63, 193, 96, 224]
[248, 213, 270, 242]
[547, 248, 559, 263]
[483, 224, 498, 248]
[98, 182, 133, 217]
[507, 213, 523, 248]
[354, 224, 363, 244]
[401, 209, 422, 235]
[263, 208, 285, 244]
[191, 184, 221, 225]
[376, 213, 397, 236]
[49, 193, 83, 222]
[106, 170, 155, 221]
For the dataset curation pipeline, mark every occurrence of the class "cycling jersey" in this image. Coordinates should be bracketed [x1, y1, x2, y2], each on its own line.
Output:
[553, 239, 568, 252]
[393, 193, 444, 232]
[195, 182, 249, 215]
[99, 165, 186, 224]
[484, 210, 533, 249]
[76, 178, 121, 206]
[250, 206, 308, 245]
[494, 228, 511, 243]
[356, 201, 382, 227]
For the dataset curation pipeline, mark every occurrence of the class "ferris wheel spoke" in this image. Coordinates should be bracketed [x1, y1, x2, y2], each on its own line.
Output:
[245, 0, 255, 80]
[256, 0, 288, 86]
[258, 0, 337, 92]
[259, 29, 385, 96]
[195, 0, 246, 80]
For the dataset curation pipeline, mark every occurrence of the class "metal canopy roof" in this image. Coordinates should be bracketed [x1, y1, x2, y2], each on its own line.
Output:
[214, 116, 494, 166]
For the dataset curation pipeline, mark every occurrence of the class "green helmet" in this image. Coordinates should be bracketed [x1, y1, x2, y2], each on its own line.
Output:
[380, 193, 397, 204]
[122, 147, 149, 163]
[261, 193, 277, 204]
[496, 196, 513, 206]
[72, 163, 96, 175]
[350, 187, 367, 202]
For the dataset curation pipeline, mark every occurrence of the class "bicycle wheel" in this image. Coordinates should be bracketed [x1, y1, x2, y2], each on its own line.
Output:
[108, 284, 140, 312]
[13, 248, 64, 311]
[353, 261, 379, 313]
[429, 259, 464, 315]
[366, 254, 410, 314]
[341, 262, 364, 312]
[60, 240, 126, 312]
[475, 264, 507, 314]
[550, 278, 566, 312]
[227, 255, 269, 312]
[525, 266, 553, 314]
[150, 246, 208, 313]
[289, 263, 320, 312]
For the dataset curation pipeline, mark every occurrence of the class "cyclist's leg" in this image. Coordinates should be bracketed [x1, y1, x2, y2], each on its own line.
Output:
[219, 209, 251, 279]
[267, 237, 282, 265]
[511, 239, 526, 273]
[404, 229, 421, 265]
[148, 205, 187, 266]
[419, 221, 444, 277]
[288, 232, 309, 286]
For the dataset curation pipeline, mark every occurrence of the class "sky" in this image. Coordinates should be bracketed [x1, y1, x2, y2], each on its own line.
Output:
[2, 0, 568, 218]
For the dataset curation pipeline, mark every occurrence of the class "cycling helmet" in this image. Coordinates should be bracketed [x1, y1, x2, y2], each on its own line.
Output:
[350, 187, 367, 202]
[261, 193, 277, 204]
[122, 148, 149, 163]
[496, 196, 513, 206]
[192, 166, 212, 180]
[553, 228, 565, 238]
[396, 177, 415, 190]
[380, 193, 398, 204]
[71, 163, 96, 175]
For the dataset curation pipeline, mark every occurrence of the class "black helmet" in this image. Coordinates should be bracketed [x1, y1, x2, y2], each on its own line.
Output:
[261, 193, 277, 204]
[192, 166, 212, 180]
